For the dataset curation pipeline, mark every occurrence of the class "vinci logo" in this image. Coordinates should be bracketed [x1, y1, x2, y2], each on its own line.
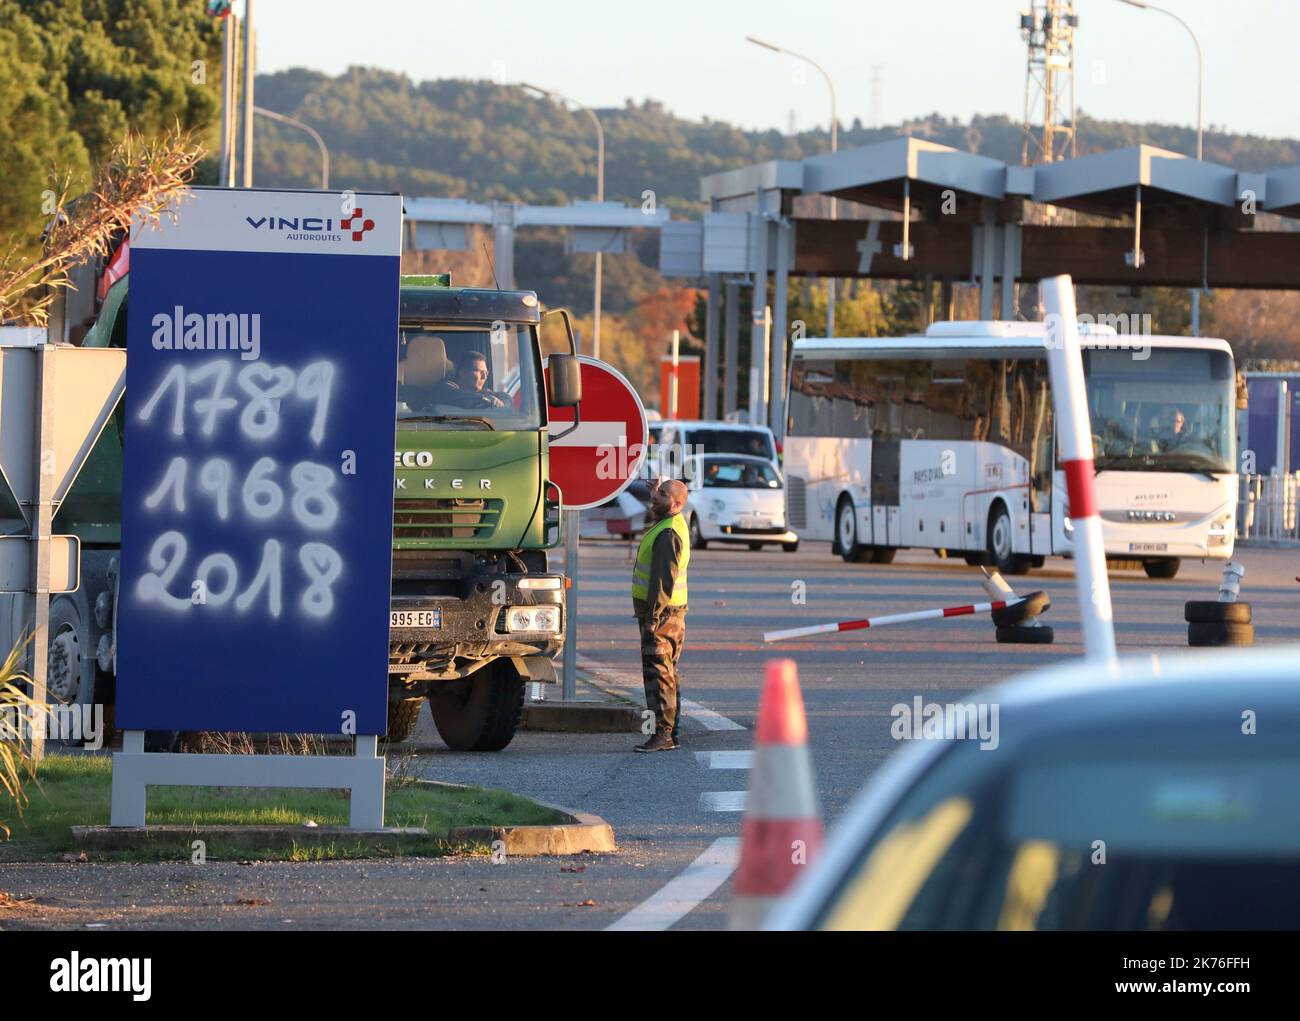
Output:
[245, 211, 376, 243]
[341, 208, 375, 241]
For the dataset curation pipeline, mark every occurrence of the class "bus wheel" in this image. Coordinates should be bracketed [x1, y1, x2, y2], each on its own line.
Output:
[1143, 558, 1181, 579]
[871, 547, 896, 564]
[836, 497, 869, 563]
[986, 504, 1030, 575]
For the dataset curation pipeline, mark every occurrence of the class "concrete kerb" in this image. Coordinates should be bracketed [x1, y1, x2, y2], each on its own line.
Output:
[70, 780, 617, 857]
[520, 665, 645, 734]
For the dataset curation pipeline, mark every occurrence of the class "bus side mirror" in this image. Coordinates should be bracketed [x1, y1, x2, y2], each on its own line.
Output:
[548, 353, 582, 407]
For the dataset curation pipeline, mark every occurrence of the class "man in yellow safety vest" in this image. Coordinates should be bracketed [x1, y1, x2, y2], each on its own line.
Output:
[631, 478, 691, 752]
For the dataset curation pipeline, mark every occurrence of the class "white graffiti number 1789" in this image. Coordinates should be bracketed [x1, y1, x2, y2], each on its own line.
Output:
[138, 360, 335, 443]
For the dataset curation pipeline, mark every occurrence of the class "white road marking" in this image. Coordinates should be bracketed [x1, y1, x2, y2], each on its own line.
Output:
[576, 654, 746, 732]
[696, 750, 754, 770]
[605, 837, 741, 932]
[699, 790, 748, 812]
[680, 697, 746, 732]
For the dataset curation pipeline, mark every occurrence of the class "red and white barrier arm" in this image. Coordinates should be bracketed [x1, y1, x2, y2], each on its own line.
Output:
[764, 598, 1019, 644]
[1041, 275, 1118, 666]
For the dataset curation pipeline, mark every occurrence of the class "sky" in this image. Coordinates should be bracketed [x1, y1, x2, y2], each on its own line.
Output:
[253, 0, 1300, 141]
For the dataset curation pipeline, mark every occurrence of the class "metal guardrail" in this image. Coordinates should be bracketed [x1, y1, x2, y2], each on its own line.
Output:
[1237, 472, 1300, 544]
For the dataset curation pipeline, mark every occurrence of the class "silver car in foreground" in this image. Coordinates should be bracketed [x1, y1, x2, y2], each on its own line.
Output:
[768, 646, 1300, 931]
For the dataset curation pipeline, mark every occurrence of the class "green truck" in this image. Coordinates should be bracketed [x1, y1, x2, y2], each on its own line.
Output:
[21, 273, 581, 751]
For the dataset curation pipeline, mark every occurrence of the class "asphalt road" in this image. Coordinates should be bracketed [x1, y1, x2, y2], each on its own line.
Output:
[2, 542, 1297, 930]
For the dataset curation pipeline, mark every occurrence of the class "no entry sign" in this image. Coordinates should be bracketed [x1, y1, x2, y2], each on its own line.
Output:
[545, 356, 647, 510]
[116, 188, 402, 734]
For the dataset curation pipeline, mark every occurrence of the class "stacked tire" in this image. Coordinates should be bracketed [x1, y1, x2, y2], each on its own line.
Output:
[1185, 600, 1253, 647]
[991, 590, 1055, 644]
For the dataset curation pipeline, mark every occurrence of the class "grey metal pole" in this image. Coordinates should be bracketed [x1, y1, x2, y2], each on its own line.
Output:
[1117, 1, 1204, 335]
[240, 0, 254, 188]
[28, 344, 57, 764]
[745, 36, 837, 337]
[704, 274, 721, 419]
[521, 84, 605, 357]
[254, 106, 329, 189]
[749, 213, 770, 425]
[561, 509, 580, 700]
[770, 219, 791, 438]
[723, 280, 739, 417]
[219, 15, 233, 186]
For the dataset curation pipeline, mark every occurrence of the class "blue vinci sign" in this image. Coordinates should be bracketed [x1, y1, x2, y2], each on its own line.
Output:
[116, 188, 402, 734]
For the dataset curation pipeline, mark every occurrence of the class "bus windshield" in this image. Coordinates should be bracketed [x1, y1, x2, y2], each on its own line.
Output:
[396, 324, 541, 429]
[1084, 348, 1235, 474]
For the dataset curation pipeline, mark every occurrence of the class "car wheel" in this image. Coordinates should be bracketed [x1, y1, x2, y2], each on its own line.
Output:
[748, 542, 763, 551]
[783, 541, 799, 553]
[689, 514, 708, 550]
[836, 497, 869, 563]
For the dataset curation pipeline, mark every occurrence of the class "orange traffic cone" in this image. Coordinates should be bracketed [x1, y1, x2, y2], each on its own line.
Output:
[729, 658, 824, 930]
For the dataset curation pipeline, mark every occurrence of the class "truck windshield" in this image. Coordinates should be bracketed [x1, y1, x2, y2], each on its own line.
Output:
[1084, 347, 1235, 474]
[397, 324, 541, 429]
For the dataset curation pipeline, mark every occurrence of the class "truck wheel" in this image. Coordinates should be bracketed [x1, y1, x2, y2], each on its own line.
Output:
[383, 698, 423, 744]
[45, 595, 96, 746]
[428, 661, 524, 752]
[871, 547, 896, 564]
[1143, 558, 1181, 579]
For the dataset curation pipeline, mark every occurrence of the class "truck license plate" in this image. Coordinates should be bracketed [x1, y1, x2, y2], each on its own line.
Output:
[391, 609, 441, 629]
[1129, 542, 1168, 553]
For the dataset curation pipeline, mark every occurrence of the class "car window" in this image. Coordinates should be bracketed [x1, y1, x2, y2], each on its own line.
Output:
[815, 731, 1300, 931]
[701, 460, 781, 489]
[688, 428, 774, 460]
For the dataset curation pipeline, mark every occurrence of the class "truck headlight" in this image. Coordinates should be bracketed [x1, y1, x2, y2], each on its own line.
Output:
[505, 606, 561, 633]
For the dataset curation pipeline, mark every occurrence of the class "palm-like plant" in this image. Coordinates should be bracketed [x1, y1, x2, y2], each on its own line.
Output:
[0, 128, 204, 326]
[0, 640, 39, 838]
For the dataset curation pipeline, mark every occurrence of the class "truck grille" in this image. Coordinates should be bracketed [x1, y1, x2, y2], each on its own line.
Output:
[787, 475, 807, 530]
[394, 498, 502, 540]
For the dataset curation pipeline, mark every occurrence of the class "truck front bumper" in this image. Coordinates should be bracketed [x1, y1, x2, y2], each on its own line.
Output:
[389, 569, 564, 684]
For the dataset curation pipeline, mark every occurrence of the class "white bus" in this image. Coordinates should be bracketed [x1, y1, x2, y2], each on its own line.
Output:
[783, 321, 1238, 578]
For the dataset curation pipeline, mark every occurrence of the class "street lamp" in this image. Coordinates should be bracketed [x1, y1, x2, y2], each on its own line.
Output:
[1115, 0, 1205, 334]
[253, 106, 330, 189]
[746, 35, 838, 338]
[522, 83, 606, 359]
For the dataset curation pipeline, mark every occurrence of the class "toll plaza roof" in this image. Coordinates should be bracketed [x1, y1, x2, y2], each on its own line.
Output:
[698, 135, 1298, 227]
[1264, 165, 1300, 217]
[1030, 144, 1239, 220]
[800, 137, 1007, 211]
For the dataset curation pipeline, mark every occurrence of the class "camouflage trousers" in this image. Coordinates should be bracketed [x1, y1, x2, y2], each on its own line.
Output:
[638, 608, 687, 738]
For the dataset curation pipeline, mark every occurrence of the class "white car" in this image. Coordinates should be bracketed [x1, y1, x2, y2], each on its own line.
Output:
[684, 454, 799, 552]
